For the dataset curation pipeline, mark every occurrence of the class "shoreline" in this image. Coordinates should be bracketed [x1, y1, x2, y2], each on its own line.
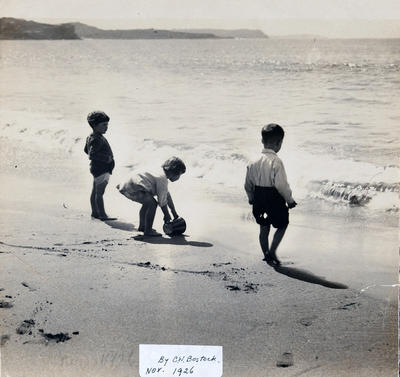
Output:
[0, 165, 397, 376]
[0, 34, 399, 376]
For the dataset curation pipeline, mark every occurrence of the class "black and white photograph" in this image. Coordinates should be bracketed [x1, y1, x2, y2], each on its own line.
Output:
[0, 1, 399, 376]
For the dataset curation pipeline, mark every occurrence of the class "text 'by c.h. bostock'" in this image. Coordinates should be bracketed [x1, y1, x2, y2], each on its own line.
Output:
[139, 344, 223, 377]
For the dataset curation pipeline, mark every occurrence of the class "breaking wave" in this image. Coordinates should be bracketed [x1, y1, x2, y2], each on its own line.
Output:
[308, 180, 399, 211]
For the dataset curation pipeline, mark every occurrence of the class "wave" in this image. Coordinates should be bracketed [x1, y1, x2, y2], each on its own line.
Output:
[308, 180, 399, 210]
[341, 97, 388, 105]
[1, 111, 399, 215]
[193, 59, 400, 75]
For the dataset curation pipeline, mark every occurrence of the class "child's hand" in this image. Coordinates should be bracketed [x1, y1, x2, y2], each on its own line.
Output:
[171, 209, 179, 220]
[287, 201, 297, 209]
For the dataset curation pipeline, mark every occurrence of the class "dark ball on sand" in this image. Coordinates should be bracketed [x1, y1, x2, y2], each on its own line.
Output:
[163, 217, 186, 237]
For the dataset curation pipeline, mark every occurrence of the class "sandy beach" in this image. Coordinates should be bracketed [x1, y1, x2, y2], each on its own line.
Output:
[0, 141, 397, 377]
[1, 34, 399, 377]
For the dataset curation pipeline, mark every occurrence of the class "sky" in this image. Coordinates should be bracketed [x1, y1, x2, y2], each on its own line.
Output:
[1, 0, 400, 38]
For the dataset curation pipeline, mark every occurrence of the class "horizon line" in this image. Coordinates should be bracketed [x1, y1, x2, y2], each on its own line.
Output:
[2, 16, 400, 39]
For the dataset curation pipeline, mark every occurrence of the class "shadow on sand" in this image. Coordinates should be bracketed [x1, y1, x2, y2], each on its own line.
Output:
[273, 264, 348, 289]
[132, 235, 213, 248]
[103, 220, 136, 232]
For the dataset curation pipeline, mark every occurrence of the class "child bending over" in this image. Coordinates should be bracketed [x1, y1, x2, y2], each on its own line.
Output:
[117, 157, 186, 237]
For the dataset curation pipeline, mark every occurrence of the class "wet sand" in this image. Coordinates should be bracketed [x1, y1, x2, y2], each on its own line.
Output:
[0, 146, 397, 377]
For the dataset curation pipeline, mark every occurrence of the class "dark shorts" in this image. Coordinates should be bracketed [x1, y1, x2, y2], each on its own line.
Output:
[90, 160, 115, 178]
[252, 186, 289, 228]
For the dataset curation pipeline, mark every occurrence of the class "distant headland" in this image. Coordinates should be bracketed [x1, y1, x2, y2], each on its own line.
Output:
[0, 18, 269, 40]
[0, 18, 79, 40]
[173, 29, 268, 39]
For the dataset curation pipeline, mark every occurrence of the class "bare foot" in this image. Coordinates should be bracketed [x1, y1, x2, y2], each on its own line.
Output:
[268, 252, 281, 266]
[139, 227, 157, 233]
[263, 255, 280, 267]
[262, 253, 273, 263]
[133, 230, 162, 241]
[271, 258, 281, 266]
[143, 230, 162, 237]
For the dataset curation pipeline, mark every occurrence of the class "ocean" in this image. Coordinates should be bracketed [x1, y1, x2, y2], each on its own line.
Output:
[0, 38, 399, 226]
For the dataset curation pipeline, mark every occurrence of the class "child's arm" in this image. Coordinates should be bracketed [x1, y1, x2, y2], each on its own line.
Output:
[273, 159, 296, 207]
[244, 166, 255, 204]
[167, 192, 179, 219]
[159, 193, 179, 223]
[87, 136, 113, 163]
[155, 179, 177, 222]
[161, 205, 172, 223]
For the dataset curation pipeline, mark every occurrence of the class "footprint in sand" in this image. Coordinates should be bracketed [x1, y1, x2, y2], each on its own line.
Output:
[53, 130, 65, 137]
[40, 332, 71, 343]
[21, 282, 36, 291]
[243, 283, 259, 293]
[336, 302, 360, 310]
[212, 262, 232, 267]
[16, 319, 35, 335]
[226, 285, 241, 291]
[0, 300, 13, 308]
[276, 352, 294, 368]
[1, 335, 10, 345]
[298, 315, 318, 327]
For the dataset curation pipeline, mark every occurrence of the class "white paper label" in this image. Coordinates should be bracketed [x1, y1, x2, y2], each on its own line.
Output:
[139, 344, 223, 377]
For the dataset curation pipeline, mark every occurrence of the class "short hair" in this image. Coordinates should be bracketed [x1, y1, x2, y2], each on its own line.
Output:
[87, 111, 110, 128]
[162, 156, 186, 175]
[261, 123, 284, 143]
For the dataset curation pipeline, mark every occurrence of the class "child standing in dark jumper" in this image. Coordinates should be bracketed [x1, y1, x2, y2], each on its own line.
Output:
[244, 123, 297, 265]
[84, 111, 116, 221]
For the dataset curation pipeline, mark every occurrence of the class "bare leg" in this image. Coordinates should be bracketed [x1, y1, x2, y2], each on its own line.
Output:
[259, 224, 271, 261]
[135, 193, 159, 235]
[138, 205, 146, 232]
[128, 192, 160, 236]
[269, 225, 288, 264]
[90, 181, 99, 217]
[94, 180, 108, 219]
[143, 198, 157, 234]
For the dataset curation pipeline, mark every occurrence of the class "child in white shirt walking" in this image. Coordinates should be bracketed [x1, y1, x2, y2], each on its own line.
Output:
[244, 124, 297, 265]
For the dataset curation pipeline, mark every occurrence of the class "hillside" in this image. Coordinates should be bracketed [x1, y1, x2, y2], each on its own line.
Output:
[0, 18, 79, 39]
[175, 29, 268, 38]
[0, 18, 269, 40]
[68, 22, 218, 39]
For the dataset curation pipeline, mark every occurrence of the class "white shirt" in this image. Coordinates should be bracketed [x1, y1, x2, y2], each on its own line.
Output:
[122, 169, 169, 207]
[244, 148, 294, 204]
